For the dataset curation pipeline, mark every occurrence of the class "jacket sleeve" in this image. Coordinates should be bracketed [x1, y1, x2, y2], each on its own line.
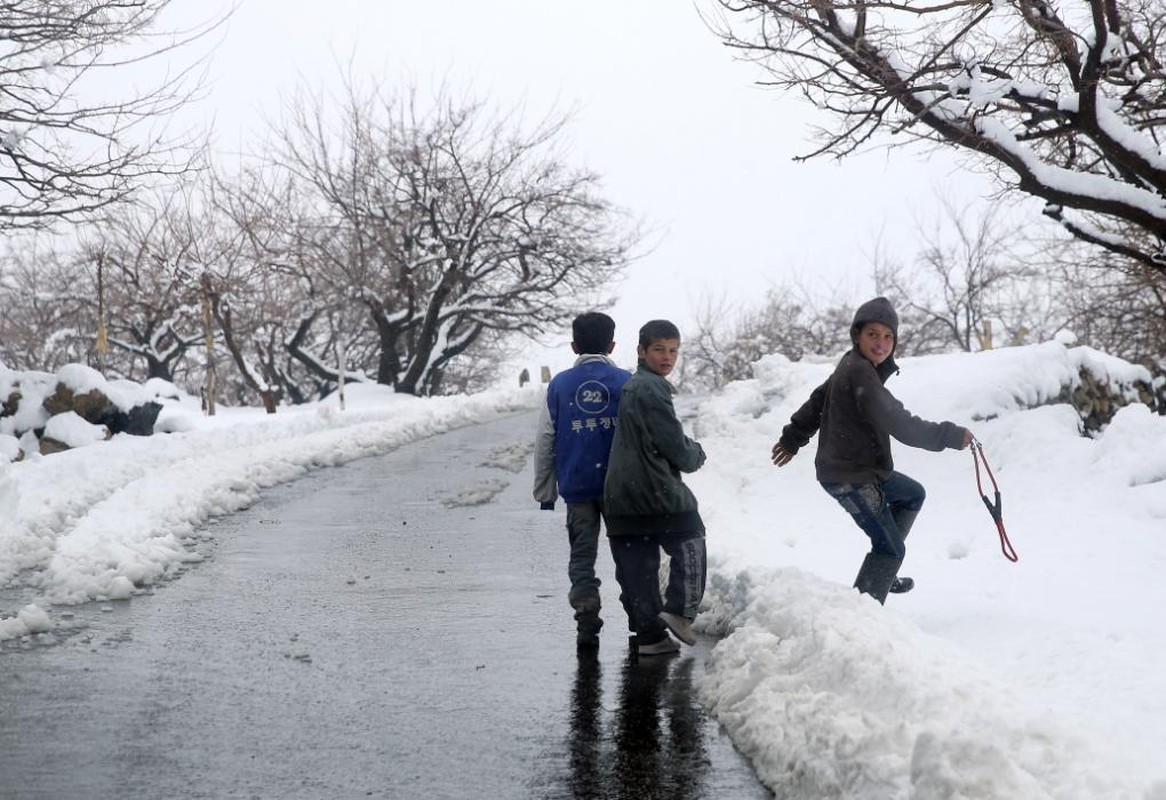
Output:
[532, 394, 559, 504]
[642, 387, 706, 474]
[858, 374, 967, 451]
[779, 378, 829, 453]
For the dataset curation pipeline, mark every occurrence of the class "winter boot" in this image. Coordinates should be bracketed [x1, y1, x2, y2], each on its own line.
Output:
[573, 595, 603, 649]
[889, 576, 915, 594]
[887, 509, 917, 595]
[893, 509, 920, 540]
[853, 552, 903, 605]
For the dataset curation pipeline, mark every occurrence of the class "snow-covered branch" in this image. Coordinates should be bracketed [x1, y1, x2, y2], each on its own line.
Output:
[714, 0, 1166, 272]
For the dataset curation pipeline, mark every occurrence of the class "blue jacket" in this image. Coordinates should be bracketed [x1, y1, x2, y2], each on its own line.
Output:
[533, 355, 631, 505]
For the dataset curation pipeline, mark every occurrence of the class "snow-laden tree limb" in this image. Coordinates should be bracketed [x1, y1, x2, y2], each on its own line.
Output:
[712, 0, 1166, 273]
[0, 2, 230, 231]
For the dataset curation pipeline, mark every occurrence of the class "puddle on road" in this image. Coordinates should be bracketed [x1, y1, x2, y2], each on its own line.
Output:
[532, 638, 774, 799]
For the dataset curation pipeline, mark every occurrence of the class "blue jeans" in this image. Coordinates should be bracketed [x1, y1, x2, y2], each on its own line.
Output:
[566, 501, 603, 607]
[820, 472, 925, 560]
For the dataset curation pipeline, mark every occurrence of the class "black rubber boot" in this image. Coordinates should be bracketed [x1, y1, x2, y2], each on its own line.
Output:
[889, 576, 915, 594]
[853, 552, 903, 604]
[887, 511, 918, 595]
[893, 509, 920, 540]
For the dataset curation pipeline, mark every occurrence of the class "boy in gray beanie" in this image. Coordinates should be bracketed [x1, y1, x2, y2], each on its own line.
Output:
[771, 297, 973, 603]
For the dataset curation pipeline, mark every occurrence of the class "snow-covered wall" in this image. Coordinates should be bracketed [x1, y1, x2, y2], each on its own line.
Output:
[1, 363, 179, 461]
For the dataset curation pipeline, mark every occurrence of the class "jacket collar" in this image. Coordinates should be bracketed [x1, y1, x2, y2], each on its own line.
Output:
[573, 353, 619, 367]
[849, 347, 900, 383]
[877, 355, 900, 381]
[635, 359, 677, 393]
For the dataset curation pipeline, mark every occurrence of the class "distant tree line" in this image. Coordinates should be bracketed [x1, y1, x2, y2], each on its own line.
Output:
[682, 193, 1166, 392]
[0, 6, 637, 409]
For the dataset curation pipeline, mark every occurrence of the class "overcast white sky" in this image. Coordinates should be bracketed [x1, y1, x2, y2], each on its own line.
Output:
[172, 0, 994, 370]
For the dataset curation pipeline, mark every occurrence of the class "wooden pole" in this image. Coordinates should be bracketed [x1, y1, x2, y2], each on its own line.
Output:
[95, 255, 109, 361]
[337, 308, 347, 412]
[202, 274, 217, 416]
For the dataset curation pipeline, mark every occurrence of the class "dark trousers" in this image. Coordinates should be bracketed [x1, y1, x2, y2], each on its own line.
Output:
[608, 532, 706, 642]
[820, 471, 926, 559]
[565, 501, 603, 608]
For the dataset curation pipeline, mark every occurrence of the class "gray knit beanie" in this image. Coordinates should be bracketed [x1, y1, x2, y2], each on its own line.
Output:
[849, 297, 899, 346]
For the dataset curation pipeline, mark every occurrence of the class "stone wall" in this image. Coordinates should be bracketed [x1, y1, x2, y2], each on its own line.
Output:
[1058, 366, 1164, 433]
[1, 365, 167, 462]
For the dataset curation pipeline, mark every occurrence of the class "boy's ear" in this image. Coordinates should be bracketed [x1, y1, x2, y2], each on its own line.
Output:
[605, 341, 615, 355]
[570, 342, 581, 354]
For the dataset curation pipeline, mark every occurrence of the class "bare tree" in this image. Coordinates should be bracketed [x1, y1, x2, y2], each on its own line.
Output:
[871, 194, 1041, 353]
[711, 0, 1166, 276]
[2, 67, 638, 406]
[193, 178, 315, 414]
[80, 178, 311, 412]
[685, 282, 853, 391]
[267, 79, 639, 395]
[0, 244, 92, 370]
[685, 291, 747, 391]
[210, 163, 377, 405]
[78, 194, 206, 383]
[430, 326, 523, 395]
[0, 2, 225, 232]
[1046, 235, 1166, 368]
[80, 175, 356, 410]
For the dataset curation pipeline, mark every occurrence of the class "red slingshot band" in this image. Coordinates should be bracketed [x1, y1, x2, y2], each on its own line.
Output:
[971, 438, 1019, 562]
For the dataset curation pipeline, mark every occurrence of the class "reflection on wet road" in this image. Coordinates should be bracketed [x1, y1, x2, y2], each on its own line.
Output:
[540, 637, 773, 800]
[0, 411, 771, 799]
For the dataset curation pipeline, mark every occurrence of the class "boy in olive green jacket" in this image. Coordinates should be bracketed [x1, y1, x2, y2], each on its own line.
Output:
[603, 320, 707, 656]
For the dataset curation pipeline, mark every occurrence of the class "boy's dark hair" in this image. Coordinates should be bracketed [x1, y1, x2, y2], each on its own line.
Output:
[572, 312, 616, 354]
[638, 319, 681, 349]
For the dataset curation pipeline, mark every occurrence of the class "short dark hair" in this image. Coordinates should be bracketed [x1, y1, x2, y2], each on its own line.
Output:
[638, 319, 681, 349]
[572, 312, 616, 354]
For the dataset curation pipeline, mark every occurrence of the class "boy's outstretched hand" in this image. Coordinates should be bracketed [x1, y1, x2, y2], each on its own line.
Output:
[961, 429, 974, 449]
[771, 442, 795, 467]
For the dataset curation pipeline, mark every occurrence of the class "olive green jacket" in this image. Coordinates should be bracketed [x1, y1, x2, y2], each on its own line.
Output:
[603, 362, 706, 536]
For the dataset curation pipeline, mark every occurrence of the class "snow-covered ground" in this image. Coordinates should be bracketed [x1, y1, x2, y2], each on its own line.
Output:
[2, 341, 1165, 799]
[693, 342, 1166, 799]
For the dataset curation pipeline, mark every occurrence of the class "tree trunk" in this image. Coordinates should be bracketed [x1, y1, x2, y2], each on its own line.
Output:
[369, 301, 404, 389]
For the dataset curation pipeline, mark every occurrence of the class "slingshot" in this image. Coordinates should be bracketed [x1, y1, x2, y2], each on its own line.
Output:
[971, 437, 1019, 562]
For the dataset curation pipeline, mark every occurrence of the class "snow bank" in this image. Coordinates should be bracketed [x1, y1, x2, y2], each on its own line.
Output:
[0, 382, 540, 620]
[700, 570, 1150, 799]
[690, 340, 1166, 798]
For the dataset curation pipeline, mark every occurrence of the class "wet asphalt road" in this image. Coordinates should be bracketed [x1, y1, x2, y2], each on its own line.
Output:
[0, 411, 772, 799]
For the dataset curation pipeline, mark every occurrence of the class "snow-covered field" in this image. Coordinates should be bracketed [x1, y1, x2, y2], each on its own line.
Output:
[692, 342, 1166, 799]
[2, 340, 1165, 799]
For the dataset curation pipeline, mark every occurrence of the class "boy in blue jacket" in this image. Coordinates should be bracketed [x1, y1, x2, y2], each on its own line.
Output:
[534, 312, 631, 649]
